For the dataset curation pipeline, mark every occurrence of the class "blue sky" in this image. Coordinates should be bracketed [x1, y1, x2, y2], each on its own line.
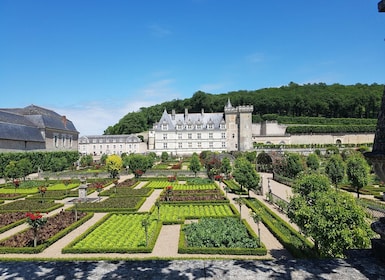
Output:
[1, 1, 384, 135]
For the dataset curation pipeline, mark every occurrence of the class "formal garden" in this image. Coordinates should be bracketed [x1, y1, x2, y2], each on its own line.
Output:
[0, 148, 383, 260]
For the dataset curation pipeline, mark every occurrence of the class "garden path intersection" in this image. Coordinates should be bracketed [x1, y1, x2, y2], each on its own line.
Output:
[0, 174, 384, 279]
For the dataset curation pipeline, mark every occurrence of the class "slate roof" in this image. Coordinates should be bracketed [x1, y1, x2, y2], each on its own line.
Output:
[0, 105, 78, 133]
[153, 109, 225, 131]
[0, 105, 78, 142]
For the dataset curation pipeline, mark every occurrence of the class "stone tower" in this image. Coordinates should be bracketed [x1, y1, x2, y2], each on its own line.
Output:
[224, 99, 253, 151]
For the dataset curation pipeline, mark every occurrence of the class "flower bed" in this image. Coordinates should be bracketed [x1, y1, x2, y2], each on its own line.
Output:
[178, 217, 267, 255]
[0, 200, 63, 213]
[0, 213, 27, 234]
[0, 211, 93, 253]
[63, 213, 162, 253]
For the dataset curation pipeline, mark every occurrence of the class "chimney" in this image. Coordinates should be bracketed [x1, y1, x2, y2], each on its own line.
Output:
[184, 108, 188, 120]
[172, 109, 175, 120]
[61, 115, 67, 128]
[201, 108, 204, 116]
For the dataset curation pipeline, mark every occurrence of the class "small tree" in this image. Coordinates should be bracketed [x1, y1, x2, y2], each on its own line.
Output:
[95, 183, 104, 201]
[12, 179, 20, 193]
[306, 153, 320, 171]
[346, 155, 369, 198]
[233, 157, 260, 197]
[155, 199, 161, 221]
[161, 151, 169, 162]
[141, 216, 150, 246]
[17, 158, 33, 181]
[189, 153, 201, 177]
[221, 157, 232, 179]
[38, 186, 47, 203]
[106, 154, 123, 179]
[325, 154, 345, 189]
[288, 173, 373, 257]
[25, 212, 47, 247]
[223, 185, 231, 198]
[234, 197, 244, 220]
[250, 209, 262, 246]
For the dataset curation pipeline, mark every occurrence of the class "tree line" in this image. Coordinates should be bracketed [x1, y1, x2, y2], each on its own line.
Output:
[104, 82, 384, 135]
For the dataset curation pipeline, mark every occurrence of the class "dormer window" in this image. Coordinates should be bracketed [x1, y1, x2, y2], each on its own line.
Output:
[220, 123, 226, 129]
[177, 124, 183, 130]
[162, 123, 168, 130]
[208, 123, 214, 129]
[187, 124, 193, 130]
[196, 124, 202, 130]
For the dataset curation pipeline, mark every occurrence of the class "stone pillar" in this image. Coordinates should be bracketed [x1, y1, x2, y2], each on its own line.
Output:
[365, 86, 385, 262]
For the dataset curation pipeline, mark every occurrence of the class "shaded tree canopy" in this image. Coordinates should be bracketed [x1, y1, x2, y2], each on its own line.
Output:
[104, 83, 383, 135]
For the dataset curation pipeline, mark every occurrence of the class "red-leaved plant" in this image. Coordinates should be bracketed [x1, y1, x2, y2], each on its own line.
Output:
[25, 212, 47, 247]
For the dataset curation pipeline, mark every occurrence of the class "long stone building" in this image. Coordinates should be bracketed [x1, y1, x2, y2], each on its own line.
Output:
[78, 134, 147, 157]
[0, 105, 79, 152]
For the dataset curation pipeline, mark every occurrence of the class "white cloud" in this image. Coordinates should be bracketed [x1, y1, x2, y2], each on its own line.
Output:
[148, 24, 172, 38]
[246, 52, 266, 63]
[53, 79, 182, 136]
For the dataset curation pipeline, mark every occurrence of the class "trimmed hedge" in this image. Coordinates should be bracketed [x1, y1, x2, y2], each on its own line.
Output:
[223, 180, 248, 195]
[73, 197, 146, 212]
[178, 218, 267, 256]
[62, 213, 163, 254]
[286, 125, 375, 134]
[0, 212, 94, 254]
[0, 200, 63, 213]
[0, 218, 27, 234]
[244, 198, 317, 259]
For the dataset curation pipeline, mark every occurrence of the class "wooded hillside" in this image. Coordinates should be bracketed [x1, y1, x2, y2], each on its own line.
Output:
[104, 82, 384, 135]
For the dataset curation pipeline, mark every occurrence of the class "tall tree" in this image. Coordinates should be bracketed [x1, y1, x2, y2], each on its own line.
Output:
[346, 155, 370, 198]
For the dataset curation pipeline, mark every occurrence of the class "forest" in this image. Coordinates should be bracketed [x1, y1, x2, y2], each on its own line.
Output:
[104, 82, 384, 135]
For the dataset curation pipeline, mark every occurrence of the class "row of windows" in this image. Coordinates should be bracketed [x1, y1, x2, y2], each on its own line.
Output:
[88, 138, 127, 144]
[89, 144, 137, 150]
[54, 135, 73, 148]
[162, 132, 226, 140]
[161, 123, 225, 130]
[163, 142, 226, 149]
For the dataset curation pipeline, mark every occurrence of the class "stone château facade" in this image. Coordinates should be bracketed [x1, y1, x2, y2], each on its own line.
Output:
[148, 100, 254, 156]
